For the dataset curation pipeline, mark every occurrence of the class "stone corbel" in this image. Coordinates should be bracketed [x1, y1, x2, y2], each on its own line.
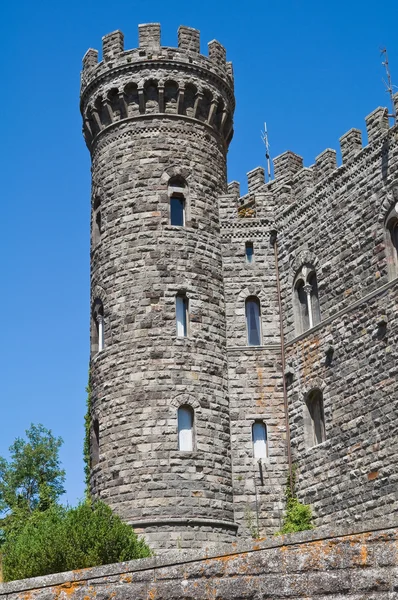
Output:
[84, 118, 93, 138]
[118, 91, 128, 119]
[91, 107, 102, 131]
[193, 92, 203, 119]
[103, 98, 114, 123]
[138, 88, 145, 114]
[220, 109, 228, 133]
[177, 89, 185, 114]
[207, 100, 217, 126]
[158, 86, 165, 113]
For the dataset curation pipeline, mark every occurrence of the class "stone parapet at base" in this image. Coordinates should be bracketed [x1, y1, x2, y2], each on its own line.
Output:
[2, 518, 398, 598]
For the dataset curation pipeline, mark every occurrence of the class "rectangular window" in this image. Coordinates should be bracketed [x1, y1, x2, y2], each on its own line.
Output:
[246, 298, 262, 346]
[245, 241, 254, 263]
[311, 398, 326, 446]
[252, 422, 267, 459]
[176, 295, 188, 337]
[178, 407, 193, 451]
[170, 196, 185, 226]
[305, 390, 326, 448]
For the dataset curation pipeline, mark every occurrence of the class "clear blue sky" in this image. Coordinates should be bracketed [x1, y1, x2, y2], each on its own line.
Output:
[0, 0, 396, 505]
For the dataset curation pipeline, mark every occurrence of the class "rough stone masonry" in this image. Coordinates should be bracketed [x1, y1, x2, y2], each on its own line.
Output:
[1, 520, 397, 599]
[80, 22, 398, 553]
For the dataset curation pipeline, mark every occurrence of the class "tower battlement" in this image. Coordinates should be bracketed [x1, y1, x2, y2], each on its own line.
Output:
[82, 23, 237, 553]
[80, 24, 234, 151]
[272, 100, 398, 187]
[82, 24, 232, 84]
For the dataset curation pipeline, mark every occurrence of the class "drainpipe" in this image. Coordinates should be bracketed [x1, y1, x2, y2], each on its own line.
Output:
[270, 230, 293, 495]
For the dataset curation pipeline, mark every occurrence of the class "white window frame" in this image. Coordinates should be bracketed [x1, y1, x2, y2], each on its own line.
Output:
[92, 299, 105, 355]
[252, 421, 268, 459]
[170, 194, 185, 227]
[178, 406, 194, 451]
[176, 294, 188, 337]
[294, 266, 321, 334]
[245, 296, 262, 346]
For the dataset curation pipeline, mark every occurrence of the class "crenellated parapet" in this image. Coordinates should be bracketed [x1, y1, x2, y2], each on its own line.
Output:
[219, 167, 277, 223]
[80, 24, 234, 151]
[220, 95, 398, 225]
[268, 96, 398, 204]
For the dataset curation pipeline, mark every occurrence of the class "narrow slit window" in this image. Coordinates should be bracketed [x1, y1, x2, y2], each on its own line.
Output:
[97, 314, 104, 351]
[245, 242, 254, 263]
[170, 196, 185, 226]
[252, 421, 267, 459]
[91, 418, 100, 467]
[94, 211, 101, 244]
[306, 390, 326, 447]
[91, 299, 104, 355]
[245, 297, 262, 346]
[93, 197, 102, 246]
[308, 273, 321, 327]
[176, 294, 188, 337]
[178, 406, 194, 451]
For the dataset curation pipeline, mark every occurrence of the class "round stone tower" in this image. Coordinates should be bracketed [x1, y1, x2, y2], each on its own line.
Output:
[80, 23, 236, 551]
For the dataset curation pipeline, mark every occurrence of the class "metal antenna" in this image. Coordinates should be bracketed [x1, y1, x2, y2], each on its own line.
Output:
[261, 122, 272, 181]
[381, 47, 397, 123]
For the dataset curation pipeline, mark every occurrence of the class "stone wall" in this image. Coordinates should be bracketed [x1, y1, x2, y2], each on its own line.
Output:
[225, 101, 398, 533]
[274, 109, 398, 528]
[2, 521, 397, 599]
[81, 24, 237, 551]
[81, 21, 398, 550]
[220, 212, 287, 536]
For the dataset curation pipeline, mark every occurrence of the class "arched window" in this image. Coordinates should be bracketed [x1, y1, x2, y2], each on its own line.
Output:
[293, 266, 321, 334]
[91, 418, 100, 467]
[176, 294, 188, 337]
[178, 405, 194, 451]
[91, 299, 104, 355]
[169, 176, 187, 227]
[252, 421, 268, 459]
[304, 389, 326, 448]
[245, 296, 262, 346]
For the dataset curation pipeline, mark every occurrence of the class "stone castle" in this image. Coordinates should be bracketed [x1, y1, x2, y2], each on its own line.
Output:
[80, 23, 398, 553]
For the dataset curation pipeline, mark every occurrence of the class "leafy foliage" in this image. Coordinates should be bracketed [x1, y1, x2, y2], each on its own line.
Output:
[278, 465, 313, 534]
[2, 500, 152, 581]
[0, 424, 65, 529]
[244, 505, 259, 539]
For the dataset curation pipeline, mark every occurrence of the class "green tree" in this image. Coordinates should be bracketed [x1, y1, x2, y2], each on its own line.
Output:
[2, 501, 152, 581]
[0, 424, 65, 534]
